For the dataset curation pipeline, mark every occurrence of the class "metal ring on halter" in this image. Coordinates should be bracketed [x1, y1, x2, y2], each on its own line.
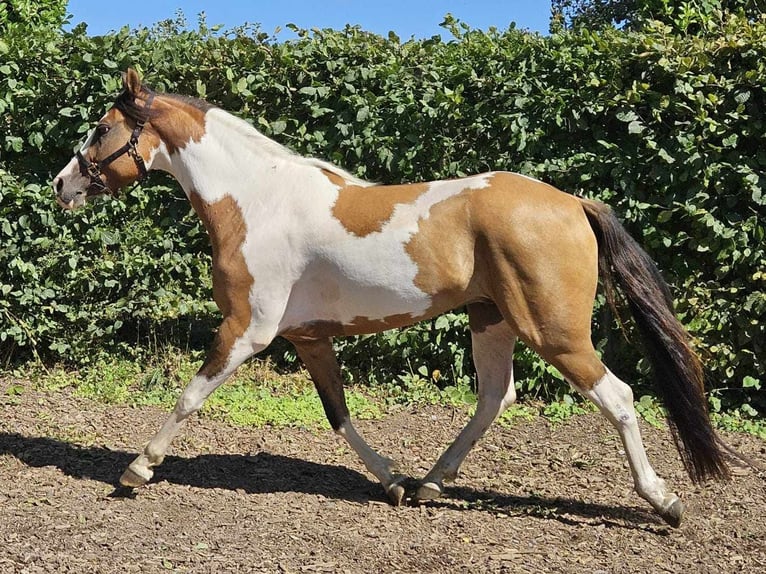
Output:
[76, 90, 155, 195]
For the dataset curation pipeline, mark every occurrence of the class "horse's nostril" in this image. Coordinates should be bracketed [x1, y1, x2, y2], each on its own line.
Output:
[54, 177, 64, 194]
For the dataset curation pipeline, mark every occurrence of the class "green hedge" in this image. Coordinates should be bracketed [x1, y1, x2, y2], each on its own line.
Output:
[1, 6, 763, 411]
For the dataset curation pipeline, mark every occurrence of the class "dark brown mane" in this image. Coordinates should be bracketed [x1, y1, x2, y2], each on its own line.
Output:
[164, 92, 216, 113]
[114, 86, 215, 123]
[113, 87, 153, 123]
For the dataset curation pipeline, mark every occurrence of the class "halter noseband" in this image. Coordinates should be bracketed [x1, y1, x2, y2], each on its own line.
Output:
[76, 91, 155, 195]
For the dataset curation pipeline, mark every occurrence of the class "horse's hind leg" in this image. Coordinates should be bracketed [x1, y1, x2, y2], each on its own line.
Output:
[531, 337, 684, 526]
[481, 205, 684, 526]
[416, 302, 517, 501]
[567, 362, 685, 526]
[291, 337, 407, 505]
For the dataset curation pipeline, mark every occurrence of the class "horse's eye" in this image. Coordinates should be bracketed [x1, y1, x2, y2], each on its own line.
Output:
[96, 124, 110, 138]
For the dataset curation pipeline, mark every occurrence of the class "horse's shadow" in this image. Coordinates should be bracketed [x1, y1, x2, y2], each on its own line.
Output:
[0, 432, 665, 531]
[0, 432, 379, 502]
[433, 485, 668, 533]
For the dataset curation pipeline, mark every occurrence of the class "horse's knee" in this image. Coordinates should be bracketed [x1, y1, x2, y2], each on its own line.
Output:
[175, 378, 210, 417]
[325, 407, 348, 432]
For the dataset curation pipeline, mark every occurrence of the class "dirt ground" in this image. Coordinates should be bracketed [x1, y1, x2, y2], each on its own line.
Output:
[1, 378, 764, 574]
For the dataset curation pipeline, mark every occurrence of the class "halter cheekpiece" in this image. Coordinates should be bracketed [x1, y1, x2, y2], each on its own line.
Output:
[76, 90, 155, 195]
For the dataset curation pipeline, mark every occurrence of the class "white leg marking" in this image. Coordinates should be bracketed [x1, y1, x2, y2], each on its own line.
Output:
[337, 421, 405, 503]
[579, 369, 680, 515]
[337, 422, 399, 484]
[120, 342, 265, 487]
[419, 322, 516, 498]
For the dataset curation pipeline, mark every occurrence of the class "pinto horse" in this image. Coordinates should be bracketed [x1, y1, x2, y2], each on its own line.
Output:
[53, 69, 729, 527]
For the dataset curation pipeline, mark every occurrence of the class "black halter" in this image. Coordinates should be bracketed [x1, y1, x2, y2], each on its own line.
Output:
[76, 91, 155, 195]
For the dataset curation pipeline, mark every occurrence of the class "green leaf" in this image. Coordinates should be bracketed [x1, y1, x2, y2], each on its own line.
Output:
[742, 376, 760, 390]
[356, 107, 370, 122]
[657, 210, 672, 223]
[657, 148, 674, 163]
[741, 404, 758, 417]
[5, 384, 24, 396]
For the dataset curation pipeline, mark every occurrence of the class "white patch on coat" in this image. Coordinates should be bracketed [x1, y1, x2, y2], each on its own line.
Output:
[278, 175, 493, 328]
[161, 109, 495, 342]
[148, 141, 172, 173]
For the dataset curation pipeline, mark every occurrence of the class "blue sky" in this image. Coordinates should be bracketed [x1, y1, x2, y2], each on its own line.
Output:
[66, 1, 553, 39]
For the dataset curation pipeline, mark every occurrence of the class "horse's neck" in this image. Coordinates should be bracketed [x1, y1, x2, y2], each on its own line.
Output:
[153, 106, 372, 248]
[160, 108, 301, 205]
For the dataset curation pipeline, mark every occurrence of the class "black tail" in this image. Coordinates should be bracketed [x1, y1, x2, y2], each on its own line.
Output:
[580, 198, 729, 483]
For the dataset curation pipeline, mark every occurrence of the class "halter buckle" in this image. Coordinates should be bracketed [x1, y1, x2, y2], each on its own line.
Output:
[86, 162, 101, 179]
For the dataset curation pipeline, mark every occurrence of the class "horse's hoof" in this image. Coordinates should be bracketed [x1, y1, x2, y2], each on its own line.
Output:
[659, 497, 684, 528]
[119, 465, 152, 488]
[385, 476, 406, 506]
[415, 480, 443, 501]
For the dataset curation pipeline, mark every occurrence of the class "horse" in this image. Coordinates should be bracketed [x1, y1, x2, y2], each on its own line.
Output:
[52, 68, 730, 528]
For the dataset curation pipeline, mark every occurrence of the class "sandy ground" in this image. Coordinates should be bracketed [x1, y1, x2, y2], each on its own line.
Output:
[1, 379, 764, 573]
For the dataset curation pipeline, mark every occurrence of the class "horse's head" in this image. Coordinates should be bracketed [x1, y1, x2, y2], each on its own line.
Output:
[53, 68, 160, 209]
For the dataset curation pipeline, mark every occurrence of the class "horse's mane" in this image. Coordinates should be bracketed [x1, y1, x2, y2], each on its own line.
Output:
[115, 85, 373, 187]
[113, 87, 153, 123]
[114, 85, 214, 124]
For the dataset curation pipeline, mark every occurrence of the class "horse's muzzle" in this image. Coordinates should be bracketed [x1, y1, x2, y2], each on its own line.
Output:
[53, 176, 86, 210]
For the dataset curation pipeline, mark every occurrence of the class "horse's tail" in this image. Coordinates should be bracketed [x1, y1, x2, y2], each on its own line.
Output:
[579, 197, 730, 483]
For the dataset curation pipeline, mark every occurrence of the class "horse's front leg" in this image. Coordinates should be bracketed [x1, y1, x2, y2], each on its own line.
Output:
[120, 319, 267, 487]
[290, 337, 407, 505]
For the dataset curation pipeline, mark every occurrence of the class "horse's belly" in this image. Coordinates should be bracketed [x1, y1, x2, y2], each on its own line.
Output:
[278, 251, 435, 337]
[275, 174, 493, 337]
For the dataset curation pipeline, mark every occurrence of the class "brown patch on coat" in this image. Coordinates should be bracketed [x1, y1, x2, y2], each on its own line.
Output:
[188, 191, 254, 377]
[283, 312, 425, 342]
[321, 169, 347, 187]
[149, 94, 210, 156]
[405, 172, 605, 388]
[330, 181, 429, 237]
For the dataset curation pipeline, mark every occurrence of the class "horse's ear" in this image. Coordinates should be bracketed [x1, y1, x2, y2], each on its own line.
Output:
[121, 68, 143, 98]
